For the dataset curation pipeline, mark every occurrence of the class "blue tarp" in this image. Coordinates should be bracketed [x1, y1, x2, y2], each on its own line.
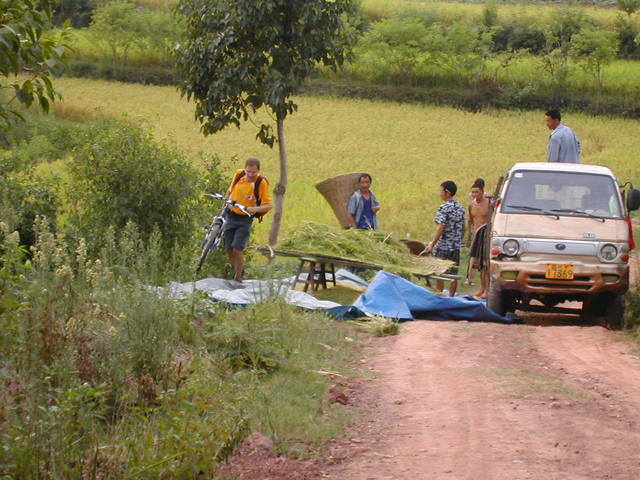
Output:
[353, 271, 513, 323]
[325, 305, 369, 321]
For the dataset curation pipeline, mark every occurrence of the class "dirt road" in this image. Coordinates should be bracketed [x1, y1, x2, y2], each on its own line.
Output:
[324, 319, 640, 480]
[219, 260, 640, 479]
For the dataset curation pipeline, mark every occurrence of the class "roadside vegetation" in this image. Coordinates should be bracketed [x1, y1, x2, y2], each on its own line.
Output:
[0, 112, 358, 477]
[626, 220, 640, 332]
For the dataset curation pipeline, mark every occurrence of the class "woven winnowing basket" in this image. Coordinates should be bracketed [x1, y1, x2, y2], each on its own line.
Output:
[315, 172, 362, 229]
[400, 239, 428, 256]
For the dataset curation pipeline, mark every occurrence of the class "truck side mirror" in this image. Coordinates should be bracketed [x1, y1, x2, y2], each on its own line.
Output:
[627, 188, 640, 211]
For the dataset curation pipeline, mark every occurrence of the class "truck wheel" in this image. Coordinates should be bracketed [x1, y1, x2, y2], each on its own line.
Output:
[603, 294, 625, 330]
[488, 283, 511, 316]
[580, 295, 601, 323]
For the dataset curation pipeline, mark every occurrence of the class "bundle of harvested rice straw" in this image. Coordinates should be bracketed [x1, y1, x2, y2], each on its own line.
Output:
[278, 222, 452, 278]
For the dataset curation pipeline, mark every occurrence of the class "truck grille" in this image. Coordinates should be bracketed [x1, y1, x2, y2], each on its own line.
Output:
[526, 274, 593, 291]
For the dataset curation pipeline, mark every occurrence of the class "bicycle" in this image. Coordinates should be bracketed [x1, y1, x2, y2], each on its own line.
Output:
[196, 193, 254, 273]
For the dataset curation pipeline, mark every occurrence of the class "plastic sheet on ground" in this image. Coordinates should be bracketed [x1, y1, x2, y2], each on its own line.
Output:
[333, 268, 370, 289]
[325, 305, 369, 320]
[354, 271, 513, 323]
[164, 277, 340, 310]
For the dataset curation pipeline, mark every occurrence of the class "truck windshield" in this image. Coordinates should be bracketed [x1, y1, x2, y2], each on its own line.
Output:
[502, 170, 623, 219]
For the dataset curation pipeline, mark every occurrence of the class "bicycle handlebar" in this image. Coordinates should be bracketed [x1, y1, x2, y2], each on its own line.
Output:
[205, 193, 254, 217]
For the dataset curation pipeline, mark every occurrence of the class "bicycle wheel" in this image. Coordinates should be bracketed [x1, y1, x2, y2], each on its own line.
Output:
[196, 222, 223, 272]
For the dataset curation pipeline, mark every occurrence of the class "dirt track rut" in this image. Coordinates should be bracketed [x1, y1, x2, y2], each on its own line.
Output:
[325, 320, 640, 480]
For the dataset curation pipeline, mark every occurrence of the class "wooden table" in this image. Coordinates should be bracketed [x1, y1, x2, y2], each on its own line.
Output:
[294, 257, 337, 292]
[257, 247, 462, 296]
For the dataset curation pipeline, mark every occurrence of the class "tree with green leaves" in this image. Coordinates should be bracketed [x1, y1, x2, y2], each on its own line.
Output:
[617, 0, 640, 18]
[176, 0, 359, 245]
[539, 8, 587, 103]
[88, 1, 147, 66]
[570, 28, 619, 96]
[54, 0, 95, 27]
[0, 0, 70, 128]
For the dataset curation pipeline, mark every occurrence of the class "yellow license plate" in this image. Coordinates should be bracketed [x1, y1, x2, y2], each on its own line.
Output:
[546, 264, 574, 280]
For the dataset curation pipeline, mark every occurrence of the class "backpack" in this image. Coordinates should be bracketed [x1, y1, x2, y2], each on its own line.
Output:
[232, 170, 267, 222]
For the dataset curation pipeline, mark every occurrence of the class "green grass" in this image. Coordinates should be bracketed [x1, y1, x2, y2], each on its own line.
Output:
[314, 286, 364, 305]
[478, 366, 588, 398]
[132, 0, 622, 22]
[350, 317, 401, 336]
[135, 0, 617, 18]
[69, 29, 173, 68]
[360, 0, 622, 23]
[344, 54, 640, 97]
[49, 77, 640, 244]
[498, 57, 640, 96]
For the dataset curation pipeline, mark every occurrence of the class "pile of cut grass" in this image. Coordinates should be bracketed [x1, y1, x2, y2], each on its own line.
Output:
[278, 221, 452, 277]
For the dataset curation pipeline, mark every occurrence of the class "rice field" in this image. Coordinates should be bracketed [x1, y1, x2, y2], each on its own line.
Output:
[51, 77, 640, 242]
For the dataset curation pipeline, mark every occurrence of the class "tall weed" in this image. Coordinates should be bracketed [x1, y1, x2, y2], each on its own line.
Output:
[0, 218, 356, 477]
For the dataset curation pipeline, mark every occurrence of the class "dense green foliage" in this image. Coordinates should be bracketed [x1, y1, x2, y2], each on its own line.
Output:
[53, 0, 96, 27]
[0, 216, 353, 477]
[89, 1, 180, 66]
[0, 115, 213, 255]
[66, 120, 200, 251]
[0, 115, 85, 247]
[175, 0, 359, 142]
[0, 0, 70, 127]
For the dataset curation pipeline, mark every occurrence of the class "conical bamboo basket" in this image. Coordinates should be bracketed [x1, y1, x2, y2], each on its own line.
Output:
[315, 172, 363, 228]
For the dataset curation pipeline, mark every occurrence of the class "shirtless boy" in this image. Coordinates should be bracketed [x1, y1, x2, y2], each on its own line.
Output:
[467, 179, 490, 297]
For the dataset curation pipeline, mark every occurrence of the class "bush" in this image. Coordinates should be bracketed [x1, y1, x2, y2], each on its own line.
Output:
[627, 284, 640, 330]
[614, 14, 640, 58]
[54, 0, 96, 27]
[493, 20, 546, 54]
[0, 220, 253, 477]
[0, 171, 59, 249]
[0, 218, 355, 476]
[66, 120, 201, 252]
[87, 1, 181, 67]
[1, 115, 88, 167]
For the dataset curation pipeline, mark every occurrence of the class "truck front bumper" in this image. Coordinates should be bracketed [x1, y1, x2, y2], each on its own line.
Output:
[490, 260, 629, 296]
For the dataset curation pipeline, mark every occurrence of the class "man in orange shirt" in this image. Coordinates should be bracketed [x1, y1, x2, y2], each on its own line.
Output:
[225, 157, 273, 282]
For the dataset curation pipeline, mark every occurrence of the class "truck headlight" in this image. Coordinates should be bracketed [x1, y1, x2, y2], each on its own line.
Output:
[503, 239, 520, 256]
[599, 244, 618, 262]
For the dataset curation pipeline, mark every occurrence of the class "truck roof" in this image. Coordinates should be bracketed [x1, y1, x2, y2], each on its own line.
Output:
[509, 162, 616, 178]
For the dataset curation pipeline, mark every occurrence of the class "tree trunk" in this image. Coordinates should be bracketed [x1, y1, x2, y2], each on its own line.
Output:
[268, 113, 288, 246]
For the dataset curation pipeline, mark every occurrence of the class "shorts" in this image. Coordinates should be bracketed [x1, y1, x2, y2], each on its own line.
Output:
[223, 211, 253, 251]
[434, 247, 460, 275]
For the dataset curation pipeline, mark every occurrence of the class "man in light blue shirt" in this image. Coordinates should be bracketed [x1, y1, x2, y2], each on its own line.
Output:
[347, 173, 381, 229]
[545, 109, 581, 163]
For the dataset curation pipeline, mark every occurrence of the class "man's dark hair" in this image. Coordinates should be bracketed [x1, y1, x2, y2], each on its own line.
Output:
[245, 157, 261, 169]
[472, 178, 485, 190]
[359, 173, 372, 182]
[441, 180, 457, 196]
[545, 109, 561, 121]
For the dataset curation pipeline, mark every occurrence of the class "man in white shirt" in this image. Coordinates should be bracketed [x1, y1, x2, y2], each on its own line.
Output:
[545, 109, 581, 163]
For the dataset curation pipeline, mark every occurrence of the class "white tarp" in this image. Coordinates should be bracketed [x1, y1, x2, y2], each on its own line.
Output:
[165, 276, 339, 310]
[158, 269, 368, 310]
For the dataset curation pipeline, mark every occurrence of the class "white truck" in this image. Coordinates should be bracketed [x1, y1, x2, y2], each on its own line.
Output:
[487, 162, 640, 328]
